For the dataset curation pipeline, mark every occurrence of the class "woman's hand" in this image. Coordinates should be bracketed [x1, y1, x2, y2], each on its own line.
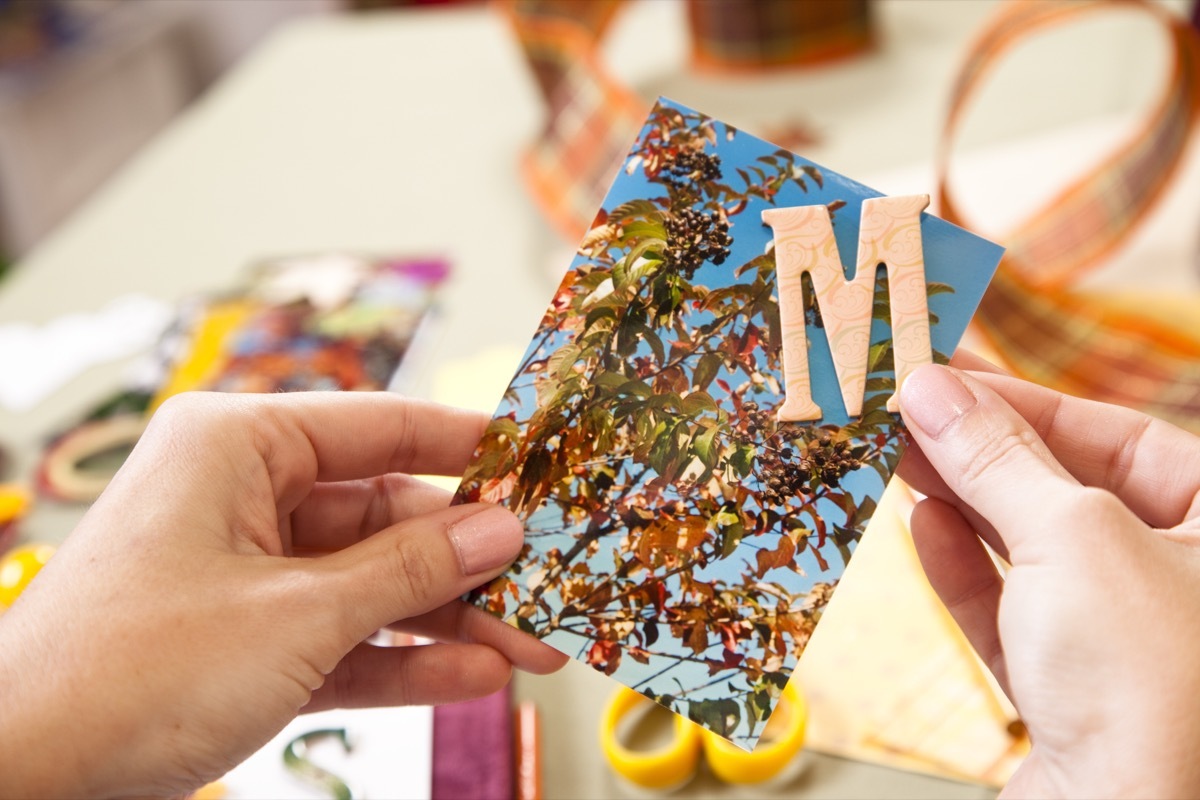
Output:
[899, 355, 1200, 799]
[0, 392, 566, 798]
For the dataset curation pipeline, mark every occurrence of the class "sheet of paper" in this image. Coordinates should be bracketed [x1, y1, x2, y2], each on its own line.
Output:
[0, 294, 172, 412]
[457, 98, 1003, 748]
[799, 484, 1028, 786]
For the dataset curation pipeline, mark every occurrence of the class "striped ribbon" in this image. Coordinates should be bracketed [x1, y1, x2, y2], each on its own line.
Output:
[507, 0, 875, 240]
[507, 0, 646, 239]
[510, 0, 1200, 431]
[937, 0, 1200, 431]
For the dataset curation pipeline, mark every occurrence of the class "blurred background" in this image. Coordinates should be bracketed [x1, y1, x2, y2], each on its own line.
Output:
[1, 0, 1198, 798]
[0, 0, 1191, 265]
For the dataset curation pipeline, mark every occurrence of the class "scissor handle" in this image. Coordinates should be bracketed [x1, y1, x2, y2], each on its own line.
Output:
[600, 683, 807, 789]
[600, 688, 702, 790]
[701, 683, 807, 784]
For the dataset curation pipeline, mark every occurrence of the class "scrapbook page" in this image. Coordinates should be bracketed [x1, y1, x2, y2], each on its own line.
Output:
[36, 254, 447, 503]
[457, 98, 1002, 748]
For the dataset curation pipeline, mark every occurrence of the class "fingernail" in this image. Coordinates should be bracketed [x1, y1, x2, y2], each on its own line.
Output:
[900, 365, 978, 440]
[448, 505, 523, 575]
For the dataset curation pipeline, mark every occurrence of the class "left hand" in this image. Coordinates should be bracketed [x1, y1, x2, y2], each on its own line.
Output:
[0, 392, 566, 798]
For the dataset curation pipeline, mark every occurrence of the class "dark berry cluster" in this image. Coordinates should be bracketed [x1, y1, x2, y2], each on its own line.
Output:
[664, 207, 733, 278]
[803, 431, 867, 487]
[663, 149, 722, 186]
[731, 401, 773, 445]
[756, 423, 870, 505]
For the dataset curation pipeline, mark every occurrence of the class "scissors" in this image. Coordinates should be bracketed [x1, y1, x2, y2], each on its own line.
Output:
[600, 682, 806, 790]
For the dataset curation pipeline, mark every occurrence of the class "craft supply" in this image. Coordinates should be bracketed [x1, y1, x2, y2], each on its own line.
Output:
[601, 682, 806, 789]
[685, 0, 873, 72]
[797, 483, 1029, 787]
[0, 484, 30, 554]
[217, 705, 433, 799]
[0, 487, 22, 521]
[0, 294, 172, 413]
[431, 687, 514, 800]
[514, 701, 542, 800]
[505, 0, 645, 240]
[283, 729, 354, 800]
[37, 416, 147, 503]
[507, 0, 871, 240]
[938, 0, 1200, 432]
[458, 98, 1003, 748]
[35, 254, 449, 503]
[0, 542, 54, 609]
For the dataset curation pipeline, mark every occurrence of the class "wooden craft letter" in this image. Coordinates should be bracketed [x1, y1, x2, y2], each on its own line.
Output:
[763, 194, 932, 422]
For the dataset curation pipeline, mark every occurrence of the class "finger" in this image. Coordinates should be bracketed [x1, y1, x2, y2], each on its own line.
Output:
[302, 641, 512, 713]
[948, 348, 1009, 375]
[898, 364, 1080, 560]
[287, 474, 452, 554]
[388, 601, 569, 675]
[314, 503, 523, 644]
[897, 443, 1010, 562]
[968, 371, 1200, 528]
[898, 345, 1010, 552]
[150, 392, 488, 512]
[910, 497, 1010, 697]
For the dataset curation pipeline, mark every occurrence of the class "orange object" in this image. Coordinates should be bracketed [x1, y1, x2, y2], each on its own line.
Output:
[514, 701, 542, 800]
[938, 0, 1200, 432]
[0, 543, 55, 608]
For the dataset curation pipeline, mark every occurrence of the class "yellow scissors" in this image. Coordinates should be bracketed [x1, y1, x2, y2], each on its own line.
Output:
[600, 682, 807, 790]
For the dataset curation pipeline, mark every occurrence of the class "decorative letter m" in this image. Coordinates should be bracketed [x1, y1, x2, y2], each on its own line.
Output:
[763, 195, 932, 422]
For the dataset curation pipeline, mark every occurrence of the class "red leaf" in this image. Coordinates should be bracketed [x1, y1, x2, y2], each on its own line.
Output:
[587, 640, 623, 676]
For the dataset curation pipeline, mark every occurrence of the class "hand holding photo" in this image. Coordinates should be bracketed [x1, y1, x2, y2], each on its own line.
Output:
[456, 98, 1003, 749]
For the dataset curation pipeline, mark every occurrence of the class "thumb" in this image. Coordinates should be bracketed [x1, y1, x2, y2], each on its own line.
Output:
[313, 502, 523, 644]
[899, 365, 1080, 560]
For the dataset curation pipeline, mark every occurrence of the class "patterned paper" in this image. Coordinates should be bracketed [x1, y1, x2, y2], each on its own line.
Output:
[457, 99, 1002, 748]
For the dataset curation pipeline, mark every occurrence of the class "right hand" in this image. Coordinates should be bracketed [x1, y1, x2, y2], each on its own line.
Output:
[897, 353, 1200, 799]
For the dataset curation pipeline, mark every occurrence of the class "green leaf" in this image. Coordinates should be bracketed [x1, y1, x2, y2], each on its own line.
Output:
[681, 390, 717, 416]
[619, 220, 668, 242]
[635, 323, 666, 363]
[584, 305, 618, 331]
[613, 257, 630, 291]
[548, 344, 582, 380]
[926, 282, 956, 297]
[485, 417, 521, 442]
[693, 426, 718, 466]
[867, 341, 893, 373]
[719, 522, 745, 557]
[688, 698, 741, 738]
[864, 376, 895, 393]
[694, 352, 722, 391]
[617, 379, 654, 399]
[608, 198, 661, 222]
[592, 370, 628, 389]
[729, 443, 755, 478]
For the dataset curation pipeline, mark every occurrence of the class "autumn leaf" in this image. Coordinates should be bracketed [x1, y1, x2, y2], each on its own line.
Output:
[587, 640, 623, 676]
[754, 535, 797, 578]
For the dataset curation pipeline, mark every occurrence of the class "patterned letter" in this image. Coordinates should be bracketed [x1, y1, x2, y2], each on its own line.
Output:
[763, 195, 932, 421]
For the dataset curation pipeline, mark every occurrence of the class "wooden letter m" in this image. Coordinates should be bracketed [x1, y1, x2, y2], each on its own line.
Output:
[762, 195, 932, 422]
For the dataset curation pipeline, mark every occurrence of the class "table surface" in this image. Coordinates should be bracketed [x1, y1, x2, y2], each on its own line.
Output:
[2, 1, 1195, 796]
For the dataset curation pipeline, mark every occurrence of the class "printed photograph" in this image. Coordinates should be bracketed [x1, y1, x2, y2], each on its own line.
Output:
[457, 99, 1002, 748]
